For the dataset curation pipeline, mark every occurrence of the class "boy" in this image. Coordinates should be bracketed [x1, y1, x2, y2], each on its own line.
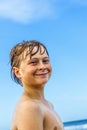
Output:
[10, 40, 64, 130]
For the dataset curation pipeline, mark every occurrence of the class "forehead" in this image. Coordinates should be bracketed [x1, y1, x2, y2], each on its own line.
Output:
[23, 45, 48, 59]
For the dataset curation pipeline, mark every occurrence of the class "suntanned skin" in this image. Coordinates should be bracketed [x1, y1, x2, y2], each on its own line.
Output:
[11, 93, 64, 130]
[11, 47, 64, 130]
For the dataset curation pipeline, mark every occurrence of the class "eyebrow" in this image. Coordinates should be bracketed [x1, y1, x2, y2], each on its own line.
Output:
[27, 56, 49, 62]
[31, 56, 49, 60]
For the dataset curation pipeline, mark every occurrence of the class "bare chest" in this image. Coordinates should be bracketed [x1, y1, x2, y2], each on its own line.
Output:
[42, 105, 64, 130]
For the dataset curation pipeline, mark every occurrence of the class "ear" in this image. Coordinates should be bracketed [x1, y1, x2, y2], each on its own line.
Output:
[12, 67, 21, 79]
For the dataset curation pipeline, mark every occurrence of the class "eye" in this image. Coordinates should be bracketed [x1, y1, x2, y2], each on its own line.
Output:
[43, 59, 50, 64]
[30, 61, 38, 65]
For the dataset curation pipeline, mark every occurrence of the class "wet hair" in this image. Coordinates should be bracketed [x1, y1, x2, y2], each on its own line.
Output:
[10, 40, 49, 86]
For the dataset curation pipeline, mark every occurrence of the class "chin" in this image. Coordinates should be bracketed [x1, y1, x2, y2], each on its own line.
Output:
[38, 80, 49, 86]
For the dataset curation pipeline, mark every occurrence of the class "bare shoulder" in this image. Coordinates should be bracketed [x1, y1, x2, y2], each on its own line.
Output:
[18, 99, 41, 110]
[16, 99, 43, 120]
[46, 100, 54, 109]
[14, 100, 44, 130]
[20, 100, 43, 115]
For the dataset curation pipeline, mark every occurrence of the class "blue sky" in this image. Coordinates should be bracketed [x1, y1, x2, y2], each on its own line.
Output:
[0, 0, 87, 129]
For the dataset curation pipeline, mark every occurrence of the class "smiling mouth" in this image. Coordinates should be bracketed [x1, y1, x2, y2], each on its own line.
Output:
[34, 72, 49, 76]
[35, 73, 48, 75]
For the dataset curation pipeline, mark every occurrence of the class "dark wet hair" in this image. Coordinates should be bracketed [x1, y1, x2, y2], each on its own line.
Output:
[10, 40, 49, 86]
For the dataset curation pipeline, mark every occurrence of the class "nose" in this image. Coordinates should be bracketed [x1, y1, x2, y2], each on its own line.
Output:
[38, 61, 45, 70]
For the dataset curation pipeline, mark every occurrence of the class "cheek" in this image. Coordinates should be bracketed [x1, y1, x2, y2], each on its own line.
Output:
[29, 67, 37, 74]
[48, 64, 52, 72]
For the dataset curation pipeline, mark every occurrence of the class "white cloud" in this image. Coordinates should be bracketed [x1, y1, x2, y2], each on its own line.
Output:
[0, 0, 56, 23]
[0, 0, 86, 23]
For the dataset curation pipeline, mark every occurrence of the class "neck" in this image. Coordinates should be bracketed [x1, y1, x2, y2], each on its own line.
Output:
[23, 85, 45, 100]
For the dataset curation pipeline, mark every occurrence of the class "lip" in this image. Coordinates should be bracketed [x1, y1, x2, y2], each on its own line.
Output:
[34, 72, 49, 76]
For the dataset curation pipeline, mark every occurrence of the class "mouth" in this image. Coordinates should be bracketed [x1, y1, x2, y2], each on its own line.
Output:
[34, 72, 49, 77]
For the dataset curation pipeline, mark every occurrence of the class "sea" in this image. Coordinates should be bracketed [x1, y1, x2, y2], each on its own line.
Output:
[64, 119, 87, 130]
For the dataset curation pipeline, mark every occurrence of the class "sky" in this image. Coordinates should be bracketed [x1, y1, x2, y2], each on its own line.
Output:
[0, 0, 87, 129]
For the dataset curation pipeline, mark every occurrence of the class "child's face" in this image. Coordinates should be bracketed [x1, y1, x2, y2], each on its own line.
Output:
[14, 46, 52, 87]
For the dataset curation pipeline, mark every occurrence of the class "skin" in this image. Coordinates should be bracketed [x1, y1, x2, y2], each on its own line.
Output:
[11, 47, 64, 130]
